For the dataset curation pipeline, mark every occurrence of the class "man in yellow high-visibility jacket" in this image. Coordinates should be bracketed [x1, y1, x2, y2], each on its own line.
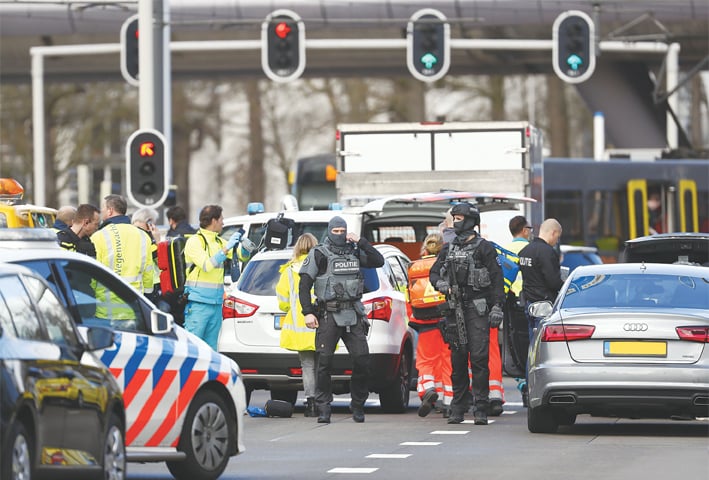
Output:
[183, 204, 242, 350]
[91, 195, 155, 323]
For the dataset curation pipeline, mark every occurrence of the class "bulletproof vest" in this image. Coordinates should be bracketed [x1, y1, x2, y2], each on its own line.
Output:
[445, 237, 492, 291]
[313, 245, 363, 302]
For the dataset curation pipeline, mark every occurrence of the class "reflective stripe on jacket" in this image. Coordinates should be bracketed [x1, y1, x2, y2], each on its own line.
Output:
[184, 228, 230, 304]
[276, 253, 315, 352]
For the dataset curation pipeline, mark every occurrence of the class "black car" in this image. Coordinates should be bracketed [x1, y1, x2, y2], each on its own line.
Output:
[0, 264, 126, 480]
[620, 232, 709, 266]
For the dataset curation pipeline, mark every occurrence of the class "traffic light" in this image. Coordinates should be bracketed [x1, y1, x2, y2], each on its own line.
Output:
[407, 9, 450, 82]
[126, 129, 169, 208]
[120, 14, 139, 86]
[552, 10, 596, 84]
[262, 10, 305, 82]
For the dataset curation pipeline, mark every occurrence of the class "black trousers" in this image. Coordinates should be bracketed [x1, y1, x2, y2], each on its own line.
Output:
[314, 312, 370, 409]
[449, 303, 490, 413]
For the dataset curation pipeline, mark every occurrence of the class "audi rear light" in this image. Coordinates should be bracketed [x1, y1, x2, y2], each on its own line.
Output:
[222, 296, 258, 319]
[541, 324, 595, 342]
[289, 368, 303, 376]
[676, 326, 709, 343]
[363, 297, 392, 321]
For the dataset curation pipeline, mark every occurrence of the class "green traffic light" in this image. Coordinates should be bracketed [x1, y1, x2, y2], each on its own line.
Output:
[566, 53, 583, 71]
[420, 52, 438, 69]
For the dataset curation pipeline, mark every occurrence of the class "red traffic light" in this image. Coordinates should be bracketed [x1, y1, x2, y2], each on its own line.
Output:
[274, 21, 291, 39]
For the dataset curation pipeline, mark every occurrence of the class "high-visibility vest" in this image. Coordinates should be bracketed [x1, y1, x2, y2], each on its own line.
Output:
[91, 223, 154, 320]
[184, 229, 231, 304]
[276, 254, 316, 352]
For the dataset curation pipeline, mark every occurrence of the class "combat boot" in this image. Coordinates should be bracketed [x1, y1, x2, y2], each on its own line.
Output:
[417, 388, 438, 418]
[304, 397, 316, 418]
[447, 410, 464, 424]
[474, 408, 488, 425]
[350, 403, 365, 423]
[317, 405, 331, 424]
[489, 399, 504, 417]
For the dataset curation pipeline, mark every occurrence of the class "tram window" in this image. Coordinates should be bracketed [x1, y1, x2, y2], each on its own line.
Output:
[545, 191, 583, 245]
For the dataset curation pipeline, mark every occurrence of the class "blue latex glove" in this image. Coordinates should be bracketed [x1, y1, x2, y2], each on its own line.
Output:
[225, 230, 243, 250]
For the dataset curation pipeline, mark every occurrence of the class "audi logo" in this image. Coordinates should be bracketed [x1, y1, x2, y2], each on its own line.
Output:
[623, 323, 649, 332]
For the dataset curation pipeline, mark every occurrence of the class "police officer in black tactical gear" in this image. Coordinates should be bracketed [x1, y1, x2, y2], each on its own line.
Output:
[299, 216, 384, 424]
[429, 202, 505, 425]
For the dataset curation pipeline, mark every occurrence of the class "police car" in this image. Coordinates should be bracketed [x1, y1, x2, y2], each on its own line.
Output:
[0, 229, 247, 480]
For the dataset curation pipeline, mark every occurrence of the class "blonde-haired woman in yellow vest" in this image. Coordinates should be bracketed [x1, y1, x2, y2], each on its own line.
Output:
[276, 233, 318, 417]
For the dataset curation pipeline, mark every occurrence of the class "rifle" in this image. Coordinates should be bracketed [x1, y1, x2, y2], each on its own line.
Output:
[444, 258, 468, 348]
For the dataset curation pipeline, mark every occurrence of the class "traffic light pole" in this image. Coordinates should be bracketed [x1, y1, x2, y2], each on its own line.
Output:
[29, 36, 679, 207]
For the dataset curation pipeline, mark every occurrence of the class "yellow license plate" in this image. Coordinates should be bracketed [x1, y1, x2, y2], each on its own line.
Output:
[604, 341, 667, 357]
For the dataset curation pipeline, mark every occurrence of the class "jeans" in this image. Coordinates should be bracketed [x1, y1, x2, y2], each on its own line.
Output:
[298, 350, 317, 398]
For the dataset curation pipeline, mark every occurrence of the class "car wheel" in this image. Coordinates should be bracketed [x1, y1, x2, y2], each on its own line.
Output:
[379, 348, 411, 413]
[527, 404, 559, 433]
[270, 389, 298, 405]
[101, 413, 126, 480]
[3, 421, 33, 480]
[167, 390, 234, 480]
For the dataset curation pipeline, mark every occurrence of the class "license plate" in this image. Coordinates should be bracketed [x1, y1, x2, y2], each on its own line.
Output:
[274, 314, 283, 330]
[604, 341, 667, 357]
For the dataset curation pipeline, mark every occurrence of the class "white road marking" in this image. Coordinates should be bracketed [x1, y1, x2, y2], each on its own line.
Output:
[328, 467, 379, 473]
[430, 430, 469, 435]
[505, 401, 523, 407]
[400, 441, 442, 446]
[366, 453, 412, 459]
[502, 410, 517, 415]
[461, 419, 496, 424]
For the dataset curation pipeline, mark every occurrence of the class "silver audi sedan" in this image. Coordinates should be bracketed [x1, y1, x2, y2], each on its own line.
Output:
[526, 262, 709, 433]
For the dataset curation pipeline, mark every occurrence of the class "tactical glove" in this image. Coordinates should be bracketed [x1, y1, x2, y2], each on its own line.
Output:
[435, 280, 450, 294]
[489, 304, 504, 328]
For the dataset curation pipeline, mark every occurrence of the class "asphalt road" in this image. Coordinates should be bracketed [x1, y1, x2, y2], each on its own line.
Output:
[127, 377, 709, 480]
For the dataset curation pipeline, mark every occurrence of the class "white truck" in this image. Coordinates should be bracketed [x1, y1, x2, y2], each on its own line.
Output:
[335, 121, 545, 240]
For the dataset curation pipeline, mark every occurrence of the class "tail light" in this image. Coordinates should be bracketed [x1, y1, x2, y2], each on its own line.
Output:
[363, 297, 392, 321]
[676, 326, 709, 343]
[222, 296, 258, 319]
[541, 324, 595, 342]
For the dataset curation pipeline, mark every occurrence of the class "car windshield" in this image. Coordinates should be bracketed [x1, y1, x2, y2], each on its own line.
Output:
[238, 258, 287, 296]
[560, 273, 709, 310]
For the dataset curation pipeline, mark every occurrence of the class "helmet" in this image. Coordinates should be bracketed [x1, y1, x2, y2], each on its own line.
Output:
[450, 202, 480, 228]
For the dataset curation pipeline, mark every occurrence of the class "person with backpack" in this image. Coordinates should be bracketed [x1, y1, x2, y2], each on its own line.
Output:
[276, 233, 319, 417]
[429, 202, 505, 425]
[183, 204, 242, 350]
[407, 233, 453, 418]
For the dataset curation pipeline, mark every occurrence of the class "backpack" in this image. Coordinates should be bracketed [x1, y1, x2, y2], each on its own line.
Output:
[264, 213, 295, 250]
[157, 236, 187, 295]
[407, 256, 447, 320]
[490, 241, 520, 295]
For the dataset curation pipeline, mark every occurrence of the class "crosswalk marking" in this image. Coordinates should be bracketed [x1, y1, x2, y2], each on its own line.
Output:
[430, 430, 469, 435]
[400, 441, 442, 446]
[366, 453, 412, 459]
[328, 467, 379, 473]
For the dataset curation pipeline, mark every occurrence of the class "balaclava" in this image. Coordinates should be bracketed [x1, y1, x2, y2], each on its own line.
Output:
[327, 216, 347, 247]
[450, 202, 480, 240]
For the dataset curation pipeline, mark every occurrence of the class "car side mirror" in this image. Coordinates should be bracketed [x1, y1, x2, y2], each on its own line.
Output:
[81, 325, 115, 351]
[528, 301, 553, 318]
[151, 309, 174, 334]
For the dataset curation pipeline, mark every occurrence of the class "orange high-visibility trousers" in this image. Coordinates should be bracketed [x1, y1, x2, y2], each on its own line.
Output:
[488, 327, 504, 403]
[415, 327, 453, 407]
[467, 327, 505, 403]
